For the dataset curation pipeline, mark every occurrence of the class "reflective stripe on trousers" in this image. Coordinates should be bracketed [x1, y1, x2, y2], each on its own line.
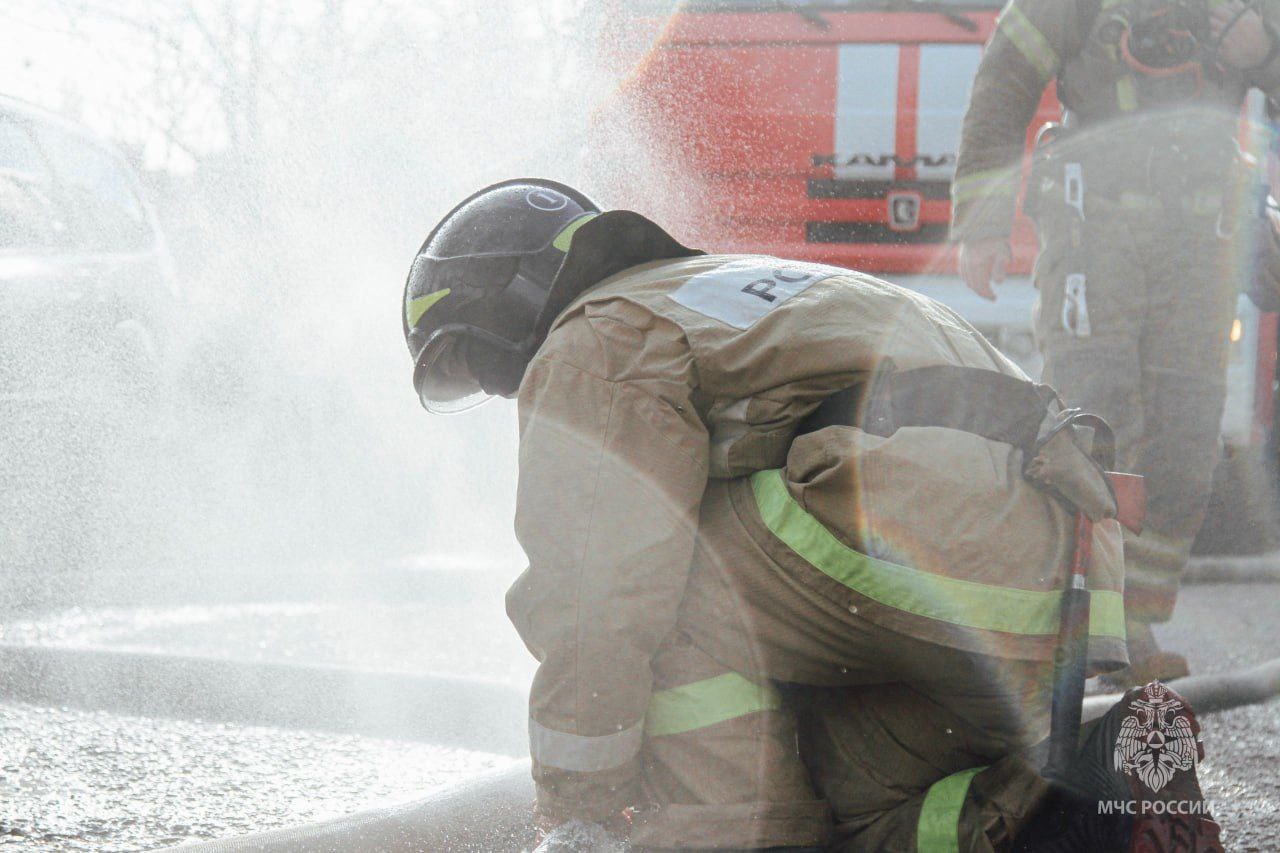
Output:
[917, 767, 986, 853]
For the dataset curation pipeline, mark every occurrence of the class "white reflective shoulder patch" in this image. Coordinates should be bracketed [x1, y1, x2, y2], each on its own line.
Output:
[668, 259, 839, 330]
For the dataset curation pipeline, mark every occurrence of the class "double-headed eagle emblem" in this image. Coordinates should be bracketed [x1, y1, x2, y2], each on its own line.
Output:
[1113, 681, 1200, 793]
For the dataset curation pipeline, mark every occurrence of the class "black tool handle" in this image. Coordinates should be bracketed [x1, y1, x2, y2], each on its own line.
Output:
[1045, 585, 1090, 783]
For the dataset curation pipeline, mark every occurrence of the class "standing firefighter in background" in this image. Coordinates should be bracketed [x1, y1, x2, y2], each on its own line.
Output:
[953, 0, 1280, 684]
[403, 179, 1223, 850]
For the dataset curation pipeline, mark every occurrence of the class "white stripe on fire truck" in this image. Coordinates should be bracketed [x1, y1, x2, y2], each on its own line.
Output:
[834, 43, 900, 182]
[915, 44, 984, 182]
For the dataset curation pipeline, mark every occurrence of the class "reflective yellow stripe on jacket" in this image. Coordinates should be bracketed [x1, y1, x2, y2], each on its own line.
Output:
[750, 469, 1125, 639]
[996, 2, 1059, 82]
[950, 165, 1020, 207]
[645, 673, 782, 737]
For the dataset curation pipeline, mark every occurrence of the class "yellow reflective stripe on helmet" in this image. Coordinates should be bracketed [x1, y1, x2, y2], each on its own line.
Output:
[917, 767, 986, 853]
[552, 212, 599, 252]
[645, 673, 781, 737]
[407, 288, 451, 327]
[997, 3, 1059, 82]
[951, 166, 1019, 205]
[750, 470, 1126, 639]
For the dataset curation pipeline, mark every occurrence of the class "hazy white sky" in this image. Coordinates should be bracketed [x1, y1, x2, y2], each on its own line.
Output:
[0, 1, 641, 171]
[2, 5, 143, 133]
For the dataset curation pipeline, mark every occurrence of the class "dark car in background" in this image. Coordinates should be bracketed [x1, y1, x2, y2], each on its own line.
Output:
[0, 94, 177, 404]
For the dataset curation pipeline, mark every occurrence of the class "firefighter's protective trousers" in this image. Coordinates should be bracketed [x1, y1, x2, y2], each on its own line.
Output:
[1033, 198, 1237, 624]
[508, 255, 1127, 849]
[628, 476, 1069, 851]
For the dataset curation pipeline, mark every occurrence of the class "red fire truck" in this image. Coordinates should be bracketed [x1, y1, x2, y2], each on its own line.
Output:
[590, 0, 1278, 549]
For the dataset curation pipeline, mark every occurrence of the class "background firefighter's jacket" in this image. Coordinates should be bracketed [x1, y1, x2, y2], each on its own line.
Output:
[506, 253, 1127, 821]
[951, 0, 1280, 243]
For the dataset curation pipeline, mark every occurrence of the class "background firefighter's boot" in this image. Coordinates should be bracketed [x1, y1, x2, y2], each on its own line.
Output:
[1100, 621, 1189, 690]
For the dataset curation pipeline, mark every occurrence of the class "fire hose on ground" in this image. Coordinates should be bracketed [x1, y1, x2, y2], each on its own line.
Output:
[173, 657, 1280, 853]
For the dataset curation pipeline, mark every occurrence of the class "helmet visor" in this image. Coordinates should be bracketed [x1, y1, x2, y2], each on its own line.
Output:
[414, 330, 491, 414]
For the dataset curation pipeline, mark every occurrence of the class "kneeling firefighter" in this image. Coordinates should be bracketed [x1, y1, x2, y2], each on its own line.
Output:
[403, 179, 1224, 851]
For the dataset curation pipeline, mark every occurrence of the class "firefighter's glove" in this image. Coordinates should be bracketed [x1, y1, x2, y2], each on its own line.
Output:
[1023, 411, 1117, 522]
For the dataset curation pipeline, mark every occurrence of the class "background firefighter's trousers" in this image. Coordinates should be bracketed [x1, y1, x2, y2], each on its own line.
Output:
[628, 431, 1127, 851]
[1033, 205, 1237, 624]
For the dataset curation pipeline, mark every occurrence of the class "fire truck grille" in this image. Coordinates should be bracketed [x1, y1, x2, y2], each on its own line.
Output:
[805, 222, 950, 244]
[806, 179, 952, 200]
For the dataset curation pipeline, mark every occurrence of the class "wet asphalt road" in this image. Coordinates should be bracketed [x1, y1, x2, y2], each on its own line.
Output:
[0, 701, 513, 851]
[1148, 582, 1280, 852]
[0, 566, 528, 851]
[0, 570, 1276, 850]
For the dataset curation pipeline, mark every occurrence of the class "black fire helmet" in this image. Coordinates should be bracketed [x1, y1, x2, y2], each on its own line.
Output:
[403, 178, 700, 412]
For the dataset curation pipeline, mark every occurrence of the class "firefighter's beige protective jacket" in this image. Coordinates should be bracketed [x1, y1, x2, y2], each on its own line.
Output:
[507, 254, 1125, 819]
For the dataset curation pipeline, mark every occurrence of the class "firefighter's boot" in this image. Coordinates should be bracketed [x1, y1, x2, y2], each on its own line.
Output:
[1101, 621, 1190, 691]
[1017, 681, 1223, 852]
[1011, 788, 1130, 851]
[1115, 682, 1223, 853]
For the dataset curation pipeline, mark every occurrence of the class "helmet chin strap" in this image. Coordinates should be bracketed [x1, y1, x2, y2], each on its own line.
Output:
[472, 350, 528, 398]
[456, 325, 536, 399]
[463, 270, 552, 397]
